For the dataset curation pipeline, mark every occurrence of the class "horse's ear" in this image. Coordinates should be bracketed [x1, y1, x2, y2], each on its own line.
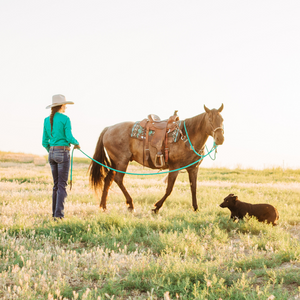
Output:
[204, 105, 210, 113]
[218, 103, 224, 113]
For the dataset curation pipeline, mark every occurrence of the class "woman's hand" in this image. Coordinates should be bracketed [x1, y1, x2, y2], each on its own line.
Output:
[74, 144, 80, 149]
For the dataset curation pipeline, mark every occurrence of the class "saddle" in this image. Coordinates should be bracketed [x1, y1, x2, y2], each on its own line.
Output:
[139, 110, 180, 168]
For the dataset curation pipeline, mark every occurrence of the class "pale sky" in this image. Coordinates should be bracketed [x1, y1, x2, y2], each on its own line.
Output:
[0, 0, 299, 169]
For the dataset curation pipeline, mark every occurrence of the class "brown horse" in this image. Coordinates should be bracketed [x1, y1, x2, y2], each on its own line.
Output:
[89, 104, 224, 213]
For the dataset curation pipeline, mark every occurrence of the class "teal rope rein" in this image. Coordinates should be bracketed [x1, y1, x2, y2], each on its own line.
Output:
[69, 121, 218, 188]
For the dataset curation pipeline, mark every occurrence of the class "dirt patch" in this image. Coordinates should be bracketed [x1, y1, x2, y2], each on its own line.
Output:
[287, 225, 300, 241]
[199, 180, 300, 191]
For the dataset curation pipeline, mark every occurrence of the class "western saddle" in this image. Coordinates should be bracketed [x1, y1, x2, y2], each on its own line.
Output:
[139, 110, 180, 168]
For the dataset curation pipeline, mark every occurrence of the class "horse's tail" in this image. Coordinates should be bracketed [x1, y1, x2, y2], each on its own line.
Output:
[89, 127, 111, 193]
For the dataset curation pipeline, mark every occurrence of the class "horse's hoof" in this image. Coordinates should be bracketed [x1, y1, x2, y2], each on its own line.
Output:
[152, 208, 159, 214]
[128, 207, 135, 213]
[99, 206, 107, 212]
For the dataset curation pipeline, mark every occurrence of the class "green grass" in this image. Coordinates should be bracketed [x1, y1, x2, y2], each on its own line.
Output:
[0, 153, 300, 299]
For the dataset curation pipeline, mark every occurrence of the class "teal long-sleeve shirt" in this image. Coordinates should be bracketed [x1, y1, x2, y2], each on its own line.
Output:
[42, 112, 79, 152]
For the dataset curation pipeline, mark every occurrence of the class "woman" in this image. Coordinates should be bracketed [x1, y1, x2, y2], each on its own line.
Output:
[42, 94, 80, 220]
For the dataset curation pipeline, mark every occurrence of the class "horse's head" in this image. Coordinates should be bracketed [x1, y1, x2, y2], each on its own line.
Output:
[204, 104, 224, 145]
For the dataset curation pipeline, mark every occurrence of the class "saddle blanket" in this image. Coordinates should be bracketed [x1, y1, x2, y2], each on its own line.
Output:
[131, 121, 182, 143]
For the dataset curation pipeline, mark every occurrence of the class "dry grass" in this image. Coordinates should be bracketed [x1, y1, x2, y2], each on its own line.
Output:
[0, 151, 47, 165]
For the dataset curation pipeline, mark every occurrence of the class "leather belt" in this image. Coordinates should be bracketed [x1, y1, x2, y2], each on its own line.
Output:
[50, 146, 70, 151]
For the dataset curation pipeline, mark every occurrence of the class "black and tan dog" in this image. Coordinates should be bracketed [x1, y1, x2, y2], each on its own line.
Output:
[220, 193, 279, 225]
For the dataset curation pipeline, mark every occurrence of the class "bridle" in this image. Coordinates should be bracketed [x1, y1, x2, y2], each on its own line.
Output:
[212, 126, 224, 137]
[210, 125, 224, 150]
[208, 118, 224, 139]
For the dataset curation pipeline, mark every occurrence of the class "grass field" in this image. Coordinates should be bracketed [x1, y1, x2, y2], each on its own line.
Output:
[0, 151, 300, 299]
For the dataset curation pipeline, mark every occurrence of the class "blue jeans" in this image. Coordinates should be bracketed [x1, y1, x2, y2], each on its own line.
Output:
[49, 148, 70, 218]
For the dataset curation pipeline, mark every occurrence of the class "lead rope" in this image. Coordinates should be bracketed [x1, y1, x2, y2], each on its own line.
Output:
[69, 121, 218, 189]
[70, 148, 74, 190]
[183, 121, 217, 160]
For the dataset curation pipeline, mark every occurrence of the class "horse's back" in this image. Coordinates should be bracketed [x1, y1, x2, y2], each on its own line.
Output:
[103, 121, 134, 144]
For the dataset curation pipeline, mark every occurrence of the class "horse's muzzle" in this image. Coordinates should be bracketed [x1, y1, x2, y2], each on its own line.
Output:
[214, 135, 224, 145]
[213, 127, 224, 145]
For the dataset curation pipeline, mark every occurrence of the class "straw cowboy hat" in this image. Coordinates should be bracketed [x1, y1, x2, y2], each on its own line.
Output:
[46, 94, 74, 109]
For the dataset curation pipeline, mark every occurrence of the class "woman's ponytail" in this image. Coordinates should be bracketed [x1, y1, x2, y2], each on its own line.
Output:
[50, 105, 62, 136]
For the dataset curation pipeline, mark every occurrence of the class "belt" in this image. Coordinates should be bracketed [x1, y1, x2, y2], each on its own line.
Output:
[50, 146, 70, 151]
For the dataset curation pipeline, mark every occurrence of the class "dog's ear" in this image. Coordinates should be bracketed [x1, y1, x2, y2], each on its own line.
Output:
[224, 193, 232, 200]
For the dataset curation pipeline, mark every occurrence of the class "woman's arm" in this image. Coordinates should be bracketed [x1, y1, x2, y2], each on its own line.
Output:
[65, 117, 79, 146]
[42, 119, 50, 152]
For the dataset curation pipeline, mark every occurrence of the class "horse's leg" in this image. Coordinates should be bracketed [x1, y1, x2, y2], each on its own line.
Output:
[99, 170, 116, 211]
[113, 164, 135, 211]
[152, 170, 179, 213]
[187, 166, 199, 211]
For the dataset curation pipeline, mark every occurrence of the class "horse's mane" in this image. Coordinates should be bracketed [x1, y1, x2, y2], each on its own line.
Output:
[184, 112, 206, 134]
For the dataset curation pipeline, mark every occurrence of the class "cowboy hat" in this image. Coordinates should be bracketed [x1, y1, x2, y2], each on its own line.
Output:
[46, 94, 74, 109]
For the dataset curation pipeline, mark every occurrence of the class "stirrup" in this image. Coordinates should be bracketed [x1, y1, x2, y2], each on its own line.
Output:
[155, 154, 165, 168]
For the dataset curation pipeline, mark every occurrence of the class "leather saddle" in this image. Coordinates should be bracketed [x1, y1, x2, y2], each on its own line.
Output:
[139, 110, 179, 168]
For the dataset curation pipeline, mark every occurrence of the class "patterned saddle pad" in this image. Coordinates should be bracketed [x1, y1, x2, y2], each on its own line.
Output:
[131, 120, 182, 143]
